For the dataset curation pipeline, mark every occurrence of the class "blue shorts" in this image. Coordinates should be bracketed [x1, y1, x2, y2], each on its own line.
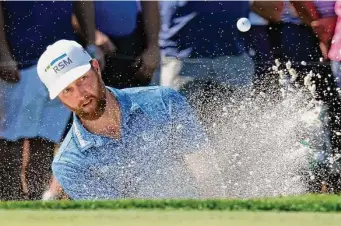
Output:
[0, 65, 71, 142]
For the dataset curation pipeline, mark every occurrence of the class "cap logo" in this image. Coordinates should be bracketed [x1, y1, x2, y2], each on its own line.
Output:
[45, 53, 73, 74]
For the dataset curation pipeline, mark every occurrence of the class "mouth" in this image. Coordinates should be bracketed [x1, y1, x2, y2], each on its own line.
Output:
[82, 98, 93, 108]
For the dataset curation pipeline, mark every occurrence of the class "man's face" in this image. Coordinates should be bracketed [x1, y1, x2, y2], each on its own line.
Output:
[58, 64, 106, 121]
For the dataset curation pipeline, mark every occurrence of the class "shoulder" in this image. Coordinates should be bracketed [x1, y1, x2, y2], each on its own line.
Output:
[121, 86, 168, 96]
[121, 86, 188, 121]
[122, 86, 185, 106]
[124, 86, 184, 101]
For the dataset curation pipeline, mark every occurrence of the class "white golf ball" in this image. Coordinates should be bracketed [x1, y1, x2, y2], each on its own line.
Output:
[237, 17, 251, 32]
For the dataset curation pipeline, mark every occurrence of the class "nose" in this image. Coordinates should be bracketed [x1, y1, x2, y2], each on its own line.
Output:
[74, 85, 89, 101]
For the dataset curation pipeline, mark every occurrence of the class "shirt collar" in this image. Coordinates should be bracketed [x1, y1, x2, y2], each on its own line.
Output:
[72, 87, 142, 151]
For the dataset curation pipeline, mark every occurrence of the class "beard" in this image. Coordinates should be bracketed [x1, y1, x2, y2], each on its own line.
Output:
[75, 94, 106, 121]
[67, 78, 107, 121]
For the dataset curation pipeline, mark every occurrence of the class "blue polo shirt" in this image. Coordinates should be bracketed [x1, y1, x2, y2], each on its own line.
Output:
[95, 1, 138, 37]
[159, 1, 250, 59]
[2, 1, 75, 69]
[53, 86, 208, 200]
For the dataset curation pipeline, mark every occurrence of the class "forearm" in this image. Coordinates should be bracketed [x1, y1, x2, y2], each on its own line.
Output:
[140, 1, 160, 48]
[290, 1, 319, 26]
[251, 1, 284, 23]
[71, 14, 84, 38]
[0, 2, 13, 61]
[73, 1, 96, 46]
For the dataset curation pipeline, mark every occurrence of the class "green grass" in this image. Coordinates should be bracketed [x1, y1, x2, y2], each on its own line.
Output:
[1, 210, 341, 226]
[2, 195, 341, 225]
[1, 194, 341, 212]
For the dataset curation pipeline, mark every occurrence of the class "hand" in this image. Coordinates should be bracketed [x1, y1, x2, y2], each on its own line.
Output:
[319, 41, 329, 61]
[311, 17, 337, 61]
[311, 16, 337, 46]
[95, 30, 116, 55]
[0, 59, 20, 83]
[134, 46, 160, 84]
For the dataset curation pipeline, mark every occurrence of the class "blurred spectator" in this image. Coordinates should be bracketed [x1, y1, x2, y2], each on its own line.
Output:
[155, 1, 284, 125]
[0, 1, 101, 200]
[277, 0, 341, 192]
[276, 1, 336, 91]
[327, 1, 341, 192]
[73, 0, 160, 89]
[329, 1, 341, 88]
[156, 1, 254, 126]
[243, 1, 284, 95]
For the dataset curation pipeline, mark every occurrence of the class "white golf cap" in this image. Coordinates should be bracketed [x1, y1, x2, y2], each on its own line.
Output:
[37, 39, 93, 99]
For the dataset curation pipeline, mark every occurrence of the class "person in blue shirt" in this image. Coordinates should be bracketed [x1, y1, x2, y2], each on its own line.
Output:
[37, 39, 225, 200]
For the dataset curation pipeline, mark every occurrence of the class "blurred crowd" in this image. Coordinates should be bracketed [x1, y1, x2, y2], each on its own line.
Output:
[1, 0, 341, 201]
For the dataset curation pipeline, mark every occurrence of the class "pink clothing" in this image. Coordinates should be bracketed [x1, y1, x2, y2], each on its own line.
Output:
[329, 1, 341, 61]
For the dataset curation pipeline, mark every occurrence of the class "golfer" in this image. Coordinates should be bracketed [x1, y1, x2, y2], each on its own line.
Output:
[37, 40, 225, 200]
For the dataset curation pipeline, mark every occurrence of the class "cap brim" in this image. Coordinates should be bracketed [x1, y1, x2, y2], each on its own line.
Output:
[48, 64, 91, 99]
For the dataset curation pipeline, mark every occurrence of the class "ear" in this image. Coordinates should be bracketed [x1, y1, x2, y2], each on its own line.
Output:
[91, 59, 102, 78]
[91, 59, 100, 72]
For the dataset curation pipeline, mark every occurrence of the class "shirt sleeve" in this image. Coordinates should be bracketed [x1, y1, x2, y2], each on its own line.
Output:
[161, 87, 209, 155]
[52, 160, 118, 200]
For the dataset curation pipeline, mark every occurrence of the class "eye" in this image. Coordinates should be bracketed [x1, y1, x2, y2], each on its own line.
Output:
[80, 75, 88, 82]
[62, 87, 72, 95]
